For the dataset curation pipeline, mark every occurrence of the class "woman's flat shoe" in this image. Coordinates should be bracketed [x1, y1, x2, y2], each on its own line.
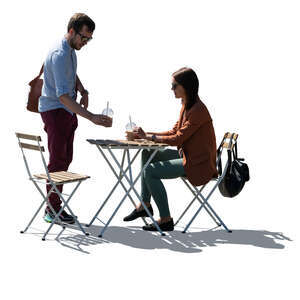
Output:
[142, 219, 174, 231]
[123, 205, 153, 222]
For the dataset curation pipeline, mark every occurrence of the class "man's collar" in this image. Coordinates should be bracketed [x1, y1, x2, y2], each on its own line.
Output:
[62, 37, 73, 52]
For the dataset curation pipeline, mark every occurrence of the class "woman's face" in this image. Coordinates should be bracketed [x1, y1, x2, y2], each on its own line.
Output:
[171, 77, 186, 99]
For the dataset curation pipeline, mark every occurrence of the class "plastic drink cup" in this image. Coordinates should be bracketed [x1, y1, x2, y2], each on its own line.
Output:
[126, 130, 135, 141]
[125, 121, 137, 141]
[102, 105, 114, 126]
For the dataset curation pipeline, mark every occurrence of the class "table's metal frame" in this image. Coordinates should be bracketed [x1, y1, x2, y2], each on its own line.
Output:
[86, 140, 169, 237]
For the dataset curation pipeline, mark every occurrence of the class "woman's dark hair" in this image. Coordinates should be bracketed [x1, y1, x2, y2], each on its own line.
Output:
[67, 13, 95, 33]
[172, 67, 199, 110]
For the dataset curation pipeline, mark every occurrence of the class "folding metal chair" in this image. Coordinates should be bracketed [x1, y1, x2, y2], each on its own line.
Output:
[175, 132, 238, 233]
[16, 132, 90, 241]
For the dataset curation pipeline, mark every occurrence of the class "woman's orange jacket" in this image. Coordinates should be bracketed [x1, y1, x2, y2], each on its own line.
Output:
[157, 98, 218, 186]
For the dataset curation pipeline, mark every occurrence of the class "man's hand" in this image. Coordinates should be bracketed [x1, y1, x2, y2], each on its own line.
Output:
[91, 114, 112, 127]
[79, 93, 89, 109]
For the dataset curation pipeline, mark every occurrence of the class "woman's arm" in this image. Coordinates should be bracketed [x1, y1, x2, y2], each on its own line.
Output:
[154, 107, 211, 146]
[146, 121, 179, 136]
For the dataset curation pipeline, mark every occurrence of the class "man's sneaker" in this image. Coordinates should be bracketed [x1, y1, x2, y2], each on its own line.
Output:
[61, 210, 75, 219]
[44, 210, 75, 224]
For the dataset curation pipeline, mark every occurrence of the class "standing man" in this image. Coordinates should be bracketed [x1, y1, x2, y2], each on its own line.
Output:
[39, 13, 112, 224]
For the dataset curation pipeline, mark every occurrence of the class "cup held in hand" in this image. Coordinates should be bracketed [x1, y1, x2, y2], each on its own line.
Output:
[126, 131, 135, 141]
[102, 107, 114, 127]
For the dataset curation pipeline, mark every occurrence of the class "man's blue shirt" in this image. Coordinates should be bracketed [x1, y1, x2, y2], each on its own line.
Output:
[39, 38, 77, 114]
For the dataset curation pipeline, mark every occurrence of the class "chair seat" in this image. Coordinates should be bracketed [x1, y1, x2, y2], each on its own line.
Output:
[34, 171, 90, 183]
[181, 176, 219, 182]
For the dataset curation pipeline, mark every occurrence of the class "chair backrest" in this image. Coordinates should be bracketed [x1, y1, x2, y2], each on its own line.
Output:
[220, 132, 238, 151]
[16, 132, 49, 179]
[16, 133, 45, 152]
[216, 132, 239, 178]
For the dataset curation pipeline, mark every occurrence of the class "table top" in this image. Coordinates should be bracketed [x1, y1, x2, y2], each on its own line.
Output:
[87, 139, 169, 148]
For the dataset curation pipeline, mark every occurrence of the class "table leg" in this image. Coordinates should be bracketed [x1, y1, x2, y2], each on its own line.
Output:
[104, 147, 165, 236]
[87, 147, 148, 227]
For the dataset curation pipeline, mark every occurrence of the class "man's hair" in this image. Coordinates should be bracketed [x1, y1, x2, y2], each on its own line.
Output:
[67, 13, 95, 33]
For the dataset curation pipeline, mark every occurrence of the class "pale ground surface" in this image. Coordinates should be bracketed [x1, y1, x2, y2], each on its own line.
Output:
[1, 0, 299, 299]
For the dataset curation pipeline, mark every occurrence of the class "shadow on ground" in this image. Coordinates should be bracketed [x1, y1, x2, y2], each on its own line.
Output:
[49, 224, 292, 254]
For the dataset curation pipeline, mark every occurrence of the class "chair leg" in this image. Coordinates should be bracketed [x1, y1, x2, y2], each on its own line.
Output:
[175, 178, 220, 227]
[182, 182, 231, 233]
[197, 196, 232, 233]
[192, 185, 221, 227]
[20, 185, 55, 234]
[174, 197, 196, 226]
[42, 181, 89, 241]
[20, 199, 46, 234]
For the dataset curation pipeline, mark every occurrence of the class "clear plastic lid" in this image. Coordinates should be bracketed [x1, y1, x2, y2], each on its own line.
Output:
[102, 107, 114, 117]
[125, 122, 137, 131]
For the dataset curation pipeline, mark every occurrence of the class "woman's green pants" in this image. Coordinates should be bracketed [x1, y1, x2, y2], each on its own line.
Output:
[141, 148, 186, 218]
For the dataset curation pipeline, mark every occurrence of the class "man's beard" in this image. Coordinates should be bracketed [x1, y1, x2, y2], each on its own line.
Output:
[69, 37, 80, 50]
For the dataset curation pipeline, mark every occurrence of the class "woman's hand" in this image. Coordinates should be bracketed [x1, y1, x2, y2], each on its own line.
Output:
[133, 127, 146, 139]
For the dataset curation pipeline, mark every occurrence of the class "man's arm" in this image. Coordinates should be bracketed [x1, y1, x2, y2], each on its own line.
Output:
[76, 75, 89, 109]
[51, 53, 108, 126]
[76, 75, 87, 94]
[59, 94, 111, 127]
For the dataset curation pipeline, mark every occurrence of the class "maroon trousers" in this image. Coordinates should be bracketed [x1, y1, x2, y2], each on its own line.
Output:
[41, 108, 78, 212]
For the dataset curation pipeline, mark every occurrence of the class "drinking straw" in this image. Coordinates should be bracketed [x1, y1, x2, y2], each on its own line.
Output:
[129, 115, 132, 129]
[107, 101, 109, 113]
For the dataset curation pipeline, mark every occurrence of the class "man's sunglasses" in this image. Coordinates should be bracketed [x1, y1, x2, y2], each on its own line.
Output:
[76, 32, 93, 43]
[171, 82, 178, 90]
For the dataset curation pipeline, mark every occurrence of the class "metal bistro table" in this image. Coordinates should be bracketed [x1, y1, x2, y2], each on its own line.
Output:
[86, 139, 169, 237]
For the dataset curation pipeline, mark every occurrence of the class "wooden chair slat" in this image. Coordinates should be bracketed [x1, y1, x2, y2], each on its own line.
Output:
[34, 174, 74, 183]
[49, 174, 68, 181]
[33, 174, 49, 180]
[16, 133, 41, 141]
[224, 132, 238, 140]
[34, 172, 90, 183]
[222, 142, 235, 150]
[20, 142, 45, 152]
[55, 171, 89, 179]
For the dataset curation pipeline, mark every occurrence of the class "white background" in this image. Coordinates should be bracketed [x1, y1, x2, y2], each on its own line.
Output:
[1, 0, 299, 299]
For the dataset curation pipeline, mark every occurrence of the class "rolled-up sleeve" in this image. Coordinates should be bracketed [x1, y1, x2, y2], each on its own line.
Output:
[51, 51, 69, 98]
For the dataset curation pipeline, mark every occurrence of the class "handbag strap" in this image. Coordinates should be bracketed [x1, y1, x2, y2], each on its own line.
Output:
[232, 139, 237, 160]
[37, 64, 44, 78]
[29, 64, 44, 85]
[233, 139, 245, 161]
[216, 135, 226, 175]
[228, 134, 234, 165]
[217, 133, 232, 176]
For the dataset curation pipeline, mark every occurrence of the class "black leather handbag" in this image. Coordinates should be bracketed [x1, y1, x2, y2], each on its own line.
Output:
[217, 136, 249, 198]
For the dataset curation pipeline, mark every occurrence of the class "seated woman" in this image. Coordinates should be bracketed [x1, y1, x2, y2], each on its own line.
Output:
[123, 67, 218, 231]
